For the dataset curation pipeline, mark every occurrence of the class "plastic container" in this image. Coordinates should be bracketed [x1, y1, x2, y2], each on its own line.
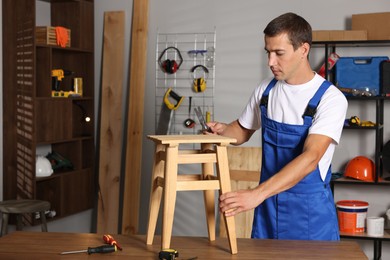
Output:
[336, 200, 369, 233]
[335, 56, 389, 96]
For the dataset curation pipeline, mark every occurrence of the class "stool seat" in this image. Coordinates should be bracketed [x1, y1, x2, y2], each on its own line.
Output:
[146, 134, 238, 254]
[0, 199, 50, 236]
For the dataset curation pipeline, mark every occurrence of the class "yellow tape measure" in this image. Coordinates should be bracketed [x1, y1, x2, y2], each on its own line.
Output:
[159, 248, 178, 260]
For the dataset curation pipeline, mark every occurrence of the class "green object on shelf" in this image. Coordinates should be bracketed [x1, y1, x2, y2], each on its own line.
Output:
[46, 151, 73, 171]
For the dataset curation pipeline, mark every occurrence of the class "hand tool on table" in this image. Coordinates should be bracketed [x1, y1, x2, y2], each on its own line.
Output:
[60, 245, 117, 255]
[159, 248, 179, 260]
[156, 88, 184, 134]
[159, 249, 197, 260]
[103, 234, 122, 250]
[194, 106, 212, 133]
[184, 96, 195, 128]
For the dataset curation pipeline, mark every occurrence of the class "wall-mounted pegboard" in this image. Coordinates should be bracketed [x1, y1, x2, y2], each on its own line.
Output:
[155, 30, 216, 135]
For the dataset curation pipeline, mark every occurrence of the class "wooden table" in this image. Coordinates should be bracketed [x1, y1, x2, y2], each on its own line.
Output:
[0, 231, 368, 259]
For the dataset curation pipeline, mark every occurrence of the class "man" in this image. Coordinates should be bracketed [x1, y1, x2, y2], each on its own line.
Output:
[207, 12, 347, 240]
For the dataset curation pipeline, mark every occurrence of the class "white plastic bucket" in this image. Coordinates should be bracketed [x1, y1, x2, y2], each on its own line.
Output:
[336, 200, 369, 233]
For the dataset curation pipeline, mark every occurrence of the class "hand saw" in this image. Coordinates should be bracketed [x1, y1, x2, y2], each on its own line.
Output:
[156, 88, 184, 135]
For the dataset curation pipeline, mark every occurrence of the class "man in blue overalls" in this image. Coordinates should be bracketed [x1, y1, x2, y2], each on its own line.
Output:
[207, 13, 348, 240]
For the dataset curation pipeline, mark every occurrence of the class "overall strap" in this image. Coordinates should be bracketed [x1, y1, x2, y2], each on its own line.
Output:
[302, 80, 332, 125]
[260, 78, 278, 114]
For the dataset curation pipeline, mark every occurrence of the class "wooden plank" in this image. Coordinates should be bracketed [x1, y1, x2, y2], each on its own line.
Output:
[96, 11, 125, 234]
[220, 147, 261, 238]
[121, 0, 149, 234]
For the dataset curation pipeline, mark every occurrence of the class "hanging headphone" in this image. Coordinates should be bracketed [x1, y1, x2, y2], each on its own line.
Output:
[190, 65, 209, 93]
[158, 47, 183, 74]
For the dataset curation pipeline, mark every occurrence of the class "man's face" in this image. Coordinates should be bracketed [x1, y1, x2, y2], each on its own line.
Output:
[264, 32, 307, 84]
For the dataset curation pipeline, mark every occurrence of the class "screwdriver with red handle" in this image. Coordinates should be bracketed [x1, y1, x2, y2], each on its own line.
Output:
[60, 244, 117, 255]
[103, 234, 122, 250]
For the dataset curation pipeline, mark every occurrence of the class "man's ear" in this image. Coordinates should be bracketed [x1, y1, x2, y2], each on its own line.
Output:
[301, 42, 310, 57]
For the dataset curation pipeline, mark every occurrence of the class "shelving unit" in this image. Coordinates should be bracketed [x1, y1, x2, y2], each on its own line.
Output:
[313, 40, 390, 260]
[2, 0, 95, 225]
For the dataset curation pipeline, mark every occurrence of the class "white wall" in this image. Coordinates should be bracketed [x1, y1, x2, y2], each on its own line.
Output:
[1, 1, 390, 259]
[140, 1, 390, 260]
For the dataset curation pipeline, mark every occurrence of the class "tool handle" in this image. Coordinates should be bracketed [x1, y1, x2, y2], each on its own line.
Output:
[103, 234, 122, 250]
[87, 245, 117, 254]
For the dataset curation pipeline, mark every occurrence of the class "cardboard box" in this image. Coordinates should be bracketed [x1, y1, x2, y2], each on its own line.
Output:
[312, 30, 367, 41]
[352, 12, 390, 40]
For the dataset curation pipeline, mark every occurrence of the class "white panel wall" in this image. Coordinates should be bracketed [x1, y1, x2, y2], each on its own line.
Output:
[140, 1, 390, 259]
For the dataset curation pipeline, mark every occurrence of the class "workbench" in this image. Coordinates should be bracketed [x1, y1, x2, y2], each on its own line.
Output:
[0, 231, 368, 259]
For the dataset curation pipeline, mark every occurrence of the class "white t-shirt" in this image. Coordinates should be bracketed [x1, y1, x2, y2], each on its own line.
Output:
[239, 73, 348, 181]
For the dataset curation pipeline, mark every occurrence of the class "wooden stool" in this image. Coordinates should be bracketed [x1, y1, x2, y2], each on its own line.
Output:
[0, 199, 50, 236]
[146, 134, 238, 254]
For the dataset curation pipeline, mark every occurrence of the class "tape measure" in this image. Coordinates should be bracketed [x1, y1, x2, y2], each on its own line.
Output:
[159, 249, 179, 260]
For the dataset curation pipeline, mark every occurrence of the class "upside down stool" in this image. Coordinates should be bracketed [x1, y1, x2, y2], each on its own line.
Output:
[0, 199, 50, 237]
[146, 134, 238, 254]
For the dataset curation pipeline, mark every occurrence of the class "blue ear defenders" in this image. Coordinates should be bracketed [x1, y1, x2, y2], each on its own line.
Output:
[158, 47, 183, 74]
[190, 65, 209, 93]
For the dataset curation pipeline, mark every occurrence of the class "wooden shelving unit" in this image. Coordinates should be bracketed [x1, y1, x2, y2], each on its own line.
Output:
[2, 0, 95, 225]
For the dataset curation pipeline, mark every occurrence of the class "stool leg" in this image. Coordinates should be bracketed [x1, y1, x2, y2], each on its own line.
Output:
[161, 145, 179, 250]
[216, 145, 237, 254]
[16, 214, 23, 231]
[147, 144, 165, 245]
[202, 143, 216, 241]
[39, 211, 48, 232]
[1, 213, 9, 237]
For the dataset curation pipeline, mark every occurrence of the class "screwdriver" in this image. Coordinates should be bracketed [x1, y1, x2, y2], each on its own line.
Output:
[60, 244, 117, 255]
[103, 234, 122, 250]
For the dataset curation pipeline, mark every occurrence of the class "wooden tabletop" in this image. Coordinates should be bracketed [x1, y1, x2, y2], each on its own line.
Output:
[147, 134, 237, 146]
[0, 231, 367, 259]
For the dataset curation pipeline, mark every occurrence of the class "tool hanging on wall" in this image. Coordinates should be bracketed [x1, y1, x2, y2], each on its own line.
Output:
[190, 65, 209, 93]
[158, 47, 183, 74]
[156, 88, 184, 134]
[184, 97, 195, 128]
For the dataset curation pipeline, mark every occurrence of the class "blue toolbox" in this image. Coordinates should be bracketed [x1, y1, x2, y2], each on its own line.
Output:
[335, 56, 389, 96]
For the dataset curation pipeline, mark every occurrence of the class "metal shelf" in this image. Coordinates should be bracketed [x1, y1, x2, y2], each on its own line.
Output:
[313, 40, 390, 260]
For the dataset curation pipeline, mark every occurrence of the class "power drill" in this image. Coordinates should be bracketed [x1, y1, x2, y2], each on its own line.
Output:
[51, 69, 73, 91]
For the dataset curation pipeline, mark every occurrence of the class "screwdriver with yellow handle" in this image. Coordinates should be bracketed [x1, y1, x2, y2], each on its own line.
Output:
[60, 244, 117, 255]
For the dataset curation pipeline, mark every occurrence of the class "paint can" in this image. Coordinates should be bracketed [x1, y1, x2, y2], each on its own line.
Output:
[336, 200, 369, 233]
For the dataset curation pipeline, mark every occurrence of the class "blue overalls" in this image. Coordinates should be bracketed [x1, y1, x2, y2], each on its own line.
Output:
[251, 78, 340, 240]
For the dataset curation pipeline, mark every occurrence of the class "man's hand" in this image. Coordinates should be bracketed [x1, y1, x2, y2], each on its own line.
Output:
[206, 120, 255, 145]
[206, 121, 228, 135]
[219, 189, 263, 217]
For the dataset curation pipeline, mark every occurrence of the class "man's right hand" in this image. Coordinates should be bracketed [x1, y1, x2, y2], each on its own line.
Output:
[207, 120, 255, 145]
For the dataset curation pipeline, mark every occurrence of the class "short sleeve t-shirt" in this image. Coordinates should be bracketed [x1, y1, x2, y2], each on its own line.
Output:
[238, 73, 348, 180]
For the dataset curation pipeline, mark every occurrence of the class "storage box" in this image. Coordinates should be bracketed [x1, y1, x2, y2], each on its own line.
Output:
[352, 12, 390, 40]
[335, 56, 389, 95]
[312, 30, 367, 41]
[36, 26, 71, 47]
